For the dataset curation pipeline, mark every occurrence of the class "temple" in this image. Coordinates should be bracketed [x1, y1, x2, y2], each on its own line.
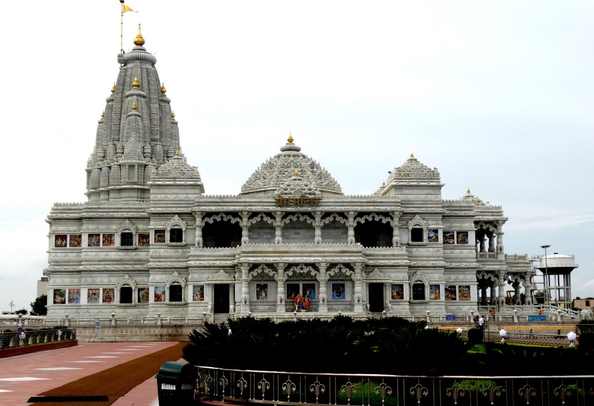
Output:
[44, 31, 534, 321]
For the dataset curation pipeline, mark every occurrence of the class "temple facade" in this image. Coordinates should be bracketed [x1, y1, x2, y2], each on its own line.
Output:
[44, 31, 534, 320]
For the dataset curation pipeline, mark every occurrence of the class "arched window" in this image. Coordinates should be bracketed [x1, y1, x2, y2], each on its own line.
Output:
[117, 220, 137, 249]
[407, 215, 428, 245]
[166, 215, 187, 245]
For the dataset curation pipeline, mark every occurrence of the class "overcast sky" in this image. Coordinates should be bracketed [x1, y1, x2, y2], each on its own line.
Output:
[0, 1, 592, 312]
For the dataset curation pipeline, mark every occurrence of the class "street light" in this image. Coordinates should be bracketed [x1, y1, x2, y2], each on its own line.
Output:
[499, 328, 507, 343]
[567, 331, 577, 347]
[541, 245, 551, 306]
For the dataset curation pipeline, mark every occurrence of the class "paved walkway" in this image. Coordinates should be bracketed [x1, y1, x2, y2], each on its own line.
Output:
[0, 341, 181, 406]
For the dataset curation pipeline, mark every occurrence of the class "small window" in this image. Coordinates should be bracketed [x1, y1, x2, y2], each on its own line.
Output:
[121, 232, 134, 246]
[170, 228, 183, 243]
[411, 228, 424, 242]
[170, 284, 182, 302]
[120, 286, 133, 304]
[587, 300, 590, 307]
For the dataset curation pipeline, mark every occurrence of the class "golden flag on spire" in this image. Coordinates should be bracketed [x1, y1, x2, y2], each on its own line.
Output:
[123, 4, 135, 13]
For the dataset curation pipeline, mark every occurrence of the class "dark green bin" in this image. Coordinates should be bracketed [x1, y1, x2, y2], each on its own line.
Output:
[156, 361, 197, 406]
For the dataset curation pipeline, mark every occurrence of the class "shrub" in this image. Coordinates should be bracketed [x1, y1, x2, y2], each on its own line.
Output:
[467, 328, 483, 344]
[579, 332, 594, 353]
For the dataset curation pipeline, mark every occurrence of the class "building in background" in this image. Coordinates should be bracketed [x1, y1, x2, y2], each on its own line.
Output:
[43, 31, 534, 321]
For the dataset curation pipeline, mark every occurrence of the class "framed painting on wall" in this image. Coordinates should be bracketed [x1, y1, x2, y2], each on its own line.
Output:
[87, 289, 100, 304]
[53, 289, 65, 304]
[138, 288, 149, 303]
[102, 234, 115, 247]
[69, 234, 82, 247]
[430, 285, 441, 300]
[458, 285, 471, 301]
[154, 286, 166, 302]
[457, 232, 469, 245]
[68, 289, 81, 304]
[256, 283, 268, 300]
[303, 283, 316, 300]
[428, 229, 439, 242]
[332, 283, 346, 300]
[103, 288, 114, 303]
[138, 233, 150, 246]
[286, 284, 300, 300]
[391, 284, 404, 300]
[192, 285, 204, 301]
[88, 234, 100, 247]
[444, 232, 455, 244]
[154, 230, 165, 244]
[55, 235, 67, 248]
[445, 285, 456, 300]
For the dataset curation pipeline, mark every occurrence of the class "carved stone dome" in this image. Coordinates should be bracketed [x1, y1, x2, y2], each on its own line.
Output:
[460, 188, 487, 206]
[240, 136, 343, 196]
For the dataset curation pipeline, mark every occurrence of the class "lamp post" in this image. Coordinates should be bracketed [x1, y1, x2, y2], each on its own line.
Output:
[499, 328, 507, 343]
[541, 245, 550, 306]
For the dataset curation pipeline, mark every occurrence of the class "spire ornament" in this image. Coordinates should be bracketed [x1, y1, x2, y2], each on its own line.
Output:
[111, 83, 116, 93]
[132, 77, 140, 88]
[132, 102, 137, 110]
[161, 83, 166, 94]
[133, 26, 145, 46]
[288, 133, 294, 143]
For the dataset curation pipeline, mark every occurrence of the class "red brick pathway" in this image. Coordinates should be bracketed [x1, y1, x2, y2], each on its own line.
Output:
[0, 341, 180, 406]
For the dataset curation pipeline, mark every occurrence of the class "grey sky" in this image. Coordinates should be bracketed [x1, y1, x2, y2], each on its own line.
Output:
[0, 1, 592, 312]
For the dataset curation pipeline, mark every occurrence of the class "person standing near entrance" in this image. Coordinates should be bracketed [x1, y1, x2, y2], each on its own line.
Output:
[478, 315, 484, 330]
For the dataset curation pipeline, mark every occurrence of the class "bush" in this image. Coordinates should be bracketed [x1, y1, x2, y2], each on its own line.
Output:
[579, 332, 594, 353]
[467, 328, 483, 344]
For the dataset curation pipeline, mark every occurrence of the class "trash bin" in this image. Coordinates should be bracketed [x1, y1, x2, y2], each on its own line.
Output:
[156, 361, 197, 406]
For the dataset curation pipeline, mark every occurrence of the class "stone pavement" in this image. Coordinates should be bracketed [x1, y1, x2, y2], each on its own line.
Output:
[0, 341, 181, 406]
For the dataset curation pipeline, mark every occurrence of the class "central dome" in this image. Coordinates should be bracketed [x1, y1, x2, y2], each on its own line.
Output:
[240, 135, 343, 196]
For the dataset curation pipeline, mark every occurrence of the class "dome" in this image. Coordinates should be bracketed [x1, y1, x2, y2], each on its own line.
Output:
[154, 153, 202, 181]
[460, 188, 487, 206]
[240, 136, 343, 196]
[389, 154, 440, 181]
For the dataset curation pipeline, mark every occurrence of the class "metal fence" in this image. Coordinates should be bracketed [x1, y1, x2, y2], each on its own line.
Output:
[196, 366, 594, 406]
[0, 328, 76, 349]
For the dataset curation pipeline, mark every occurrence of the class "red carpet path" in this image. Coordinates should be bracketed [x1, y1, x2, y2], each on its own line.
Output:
[0, 341, 184, 406]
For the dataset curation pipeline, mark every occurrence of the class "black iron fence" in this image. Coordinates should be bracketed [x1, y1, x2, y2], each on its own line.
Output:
[196, 365, 594, 406]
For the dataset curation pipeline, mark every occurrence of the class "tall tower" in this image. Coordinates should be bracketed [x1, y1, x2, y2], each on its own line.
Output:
[86, 28, 183, 202]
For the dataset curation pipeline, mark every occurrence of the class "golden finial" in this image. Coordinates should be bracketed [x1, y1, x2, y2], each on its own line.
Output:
[171, 111, 175, 118]
[161, 83, 166, 94]
[294, 170, 299, 176]
[467, 188, 471, 194]
[288, 133, 294, 143]
[101, 111, 105, 118]
[382, 181, 385, 186]
[111, 83, 116, 93]
[133, 26, 145, 46]
[410, 152, 414, 158]
[132, 77, 140, 88]
[132, 102, 137, 110]
[175, 151, 179, 156]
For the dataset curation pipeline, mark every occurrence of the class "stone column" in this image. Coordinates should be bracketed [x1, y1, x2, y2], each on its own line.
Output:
[318, 263, 328, 313]
[392, 211, 400, 246]
[275, 211, 283, 244]
[241, 264, 250, 314]
[496, 223, 504, 259]
[481, 284, 488, 305]
[498, 273, 506, 307]
[314, 211, 322, 244]
[524, 281, 533, 306]
[276, 263, 285, 313]
[193, 211, 203, 247]
[347, 211, 356, 244]
[513, 281, 521, 305]
[241, 211, 250, 245]
[353, 263, 364, 313]
[207, 283, 214, 314]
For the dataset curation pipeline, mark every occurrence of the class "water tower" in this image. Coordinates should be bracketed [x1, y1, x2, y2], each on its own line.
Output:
[535, 250, 578, 308]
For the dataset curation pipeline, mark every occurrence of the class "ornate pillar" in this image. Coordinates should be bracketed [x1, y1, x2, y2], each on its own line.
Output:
[513, 281, 521, 305]
[488, 231, 496, 252]
[318, 263, 328, 313]
[524, 281, 533, 306]
[275, 211, 283, 244]
[353, 263, 364, 313]
[276, 263, 285, 312]
[207, 283, 214, 314]
[391, 211, 400, 246]
[480, 284, 488, 305]
[241, 211, 250, 245]
[496, 223, 504, 259]
[193, 211, 203, 247]
[347, 211, 356, 244]
[314, 211, 322, 244]
[498, 273, 506, 307]
[241, 264, 250, 314]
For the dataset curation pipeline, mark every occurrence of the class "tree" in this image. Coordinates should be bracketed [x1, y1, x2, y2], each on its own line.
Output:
[30, 294, 47, 316]
[15, 308, 28, 315]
